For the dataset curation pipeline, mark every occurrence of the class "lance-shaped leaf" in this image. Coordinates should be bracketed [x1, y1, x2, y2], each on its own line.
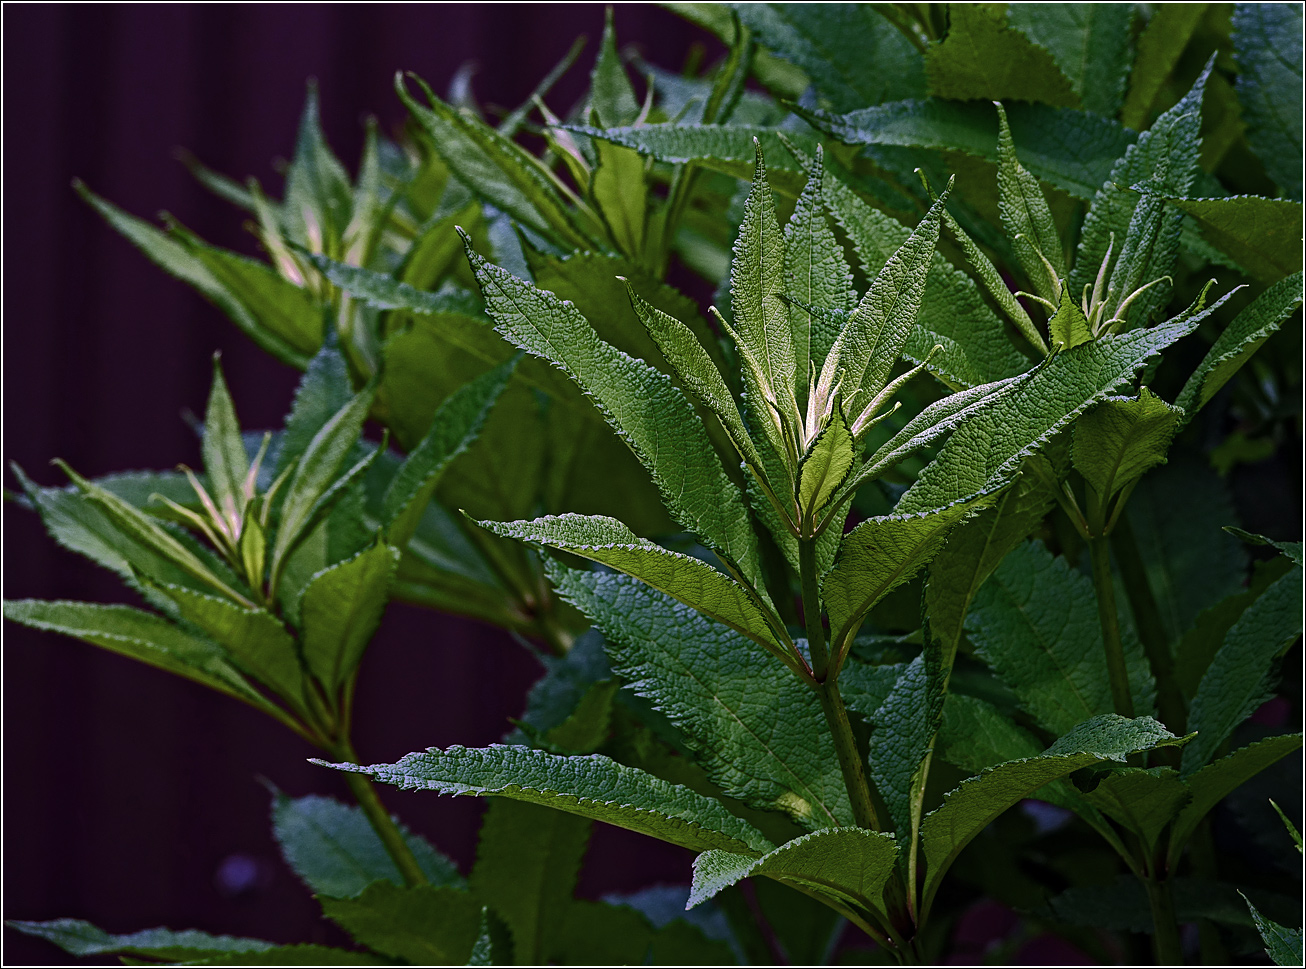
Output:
[1177, 271, 1303, 421]
[277, 339, 354, 474]
[966, 541, 1155, 735]
[895, 296, 1231, 514]
[480, 515, 784, 657]
[1047, 286, 1092, 350]
[549, 563, 853, 829]
[272, 792, 462, 898]
[797, 408, 854, 524]
[1157, 195, 1303, 283]
[689, 828, 898, 920]
[1182, 565, 1304, 774]
[568, 123, 817, 181]
[4, 920, 275, 961]
[1244, 895, 1305, 968]
[1168, 734, 1304, 866]
[1069, 63, 1209, 318]
[1225, 527, 1304, 568]
[300, 542, 400, 695]
[151, 584, 302, 704]
[308, 252, 484, 316]
[318, 881, 483, 965]
[2, 600, 268, 709]
[283, 81, 352, 244]
[381, 358, 514, 550]
[732, 142, 798, 440]
[1120, 5, 1206, 130]
[1082, 767, 1190, 854]
[53, 462, 252, 606]
[625, 284, 762, 472]
[868, 653, 945, 851]
[470, 798, 591, 965]
[463, 240, 764, 588]
[783, 147, 854, 395]
[815, 192, 946, 424]
[590, 7, 639, 127]
[202, 358, 251, 521]
[1007, 4, 1133, 117]
[996, 102, 1064, 298]
[1233, 3, 1304, 200]
[269, 386, 375, 579]
[73, 182, 315, 367]
[1072, 388, 1181, 503]
[920, 715, 1188, 916]
[318, 745, 774, 855]
[925, 4, 1077, 107]
[823, 497, 990, 652]
[396, 75, 592, 250]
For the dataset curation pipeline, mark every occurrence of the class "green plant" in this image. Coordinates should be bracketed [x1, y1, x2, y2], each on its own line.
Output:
[8, 4, 1302, 965]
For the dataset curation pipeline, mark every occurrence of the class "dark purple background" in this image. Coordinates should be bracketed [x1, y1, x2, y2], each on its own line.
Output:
[3, 6, 713, 963]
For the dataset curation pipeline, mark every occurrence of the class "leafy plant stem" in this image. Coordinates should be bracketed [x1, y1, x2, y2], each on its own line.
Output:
[800, 537, 830, 679]
[1144, 870, 1184, 966]
[817, 680, 882, 832]
[1087, 491, 1135, 719]
[1111, 514, 1188, 736]
[330, 738, 430, 888]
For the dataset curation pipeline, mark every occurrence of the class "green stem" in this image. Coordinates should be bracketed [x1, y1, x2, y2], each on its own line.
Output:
[799, 537, 880, 831]
[1087, 491, 1135, 719]
[1112, 515, 1188, 735]
[333, 739, 429, 888]
[1145, 873, 1184, 966]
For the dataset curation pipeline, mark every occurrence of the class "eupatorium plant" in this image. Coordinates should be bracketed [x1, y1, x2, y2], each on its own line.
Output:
[7, 3, 1302, 965]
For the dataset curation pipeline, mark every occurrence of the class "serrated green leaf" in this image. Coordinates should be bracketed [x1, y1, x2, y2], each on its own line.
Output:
[153, 585, 302, 703]
[397, 75, 592, 250]
[1169, 734, 1303, 864]
[272, 792, 462, 898]
[824, 498, 989, 651]
[689, 827, 898, 919]
[482, 514, 784, 657]
[202, 358, 251, 520]
[270, 387, 375, 580]
[4, 919, 274, 961]
[797, 409, 854, 521]
[936, 693, 1044, 774]
[926, 5, 1077, 107]
[2, 600, 272, 709]
[896, 297, 1229, 514]
[318, 881, 482, 965]
[463, 242, 764, 588]
[868, 652, 945, 847]
[966, 541, 1155, 735]
[995, 102, 1065, 297]
[73, 182, 313, 367]
[283, 82, 353, 246]
[625, 284, 762, 472]
[811, 155, 1027, 389]
[1007, 4, 1133, 117]
[1069, 64, 1209, 325]
[568, 123, 817, 179]
[1072, 388, 1181, 502]
[57, 462, 254, 607]
[817, 192, 945, 423]
[322, 745, 774, 855]
[1182, 565, 1303, 774]
[549, 564, 852, 829]
[1046, 285, 1093, 350]
[470, 798, 591, 964]
[784, 147, 854, 395]
[737, 3, 925, 112]
[591, 139, 648, 259]
[838, 658, 907, 723]
[1233, 3, 1304, 200]
[309, 251, 483, 316]
[1083, 766, 1190, 852]
[277, 340, 354, 475]
[1224, 527, 1304, 567]
[1162, 195, 1303, 282]
[924, 468, 1055, 671]
[1125, 457, 1249, 648]
[382, 358, 513, 549]
[920, 715, 1186, 915]
[1244, 893, 1305, 967]
[591, 8, 640, 127]
[1121, 5, 1206, 130]
[300, 542, 399, 694]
